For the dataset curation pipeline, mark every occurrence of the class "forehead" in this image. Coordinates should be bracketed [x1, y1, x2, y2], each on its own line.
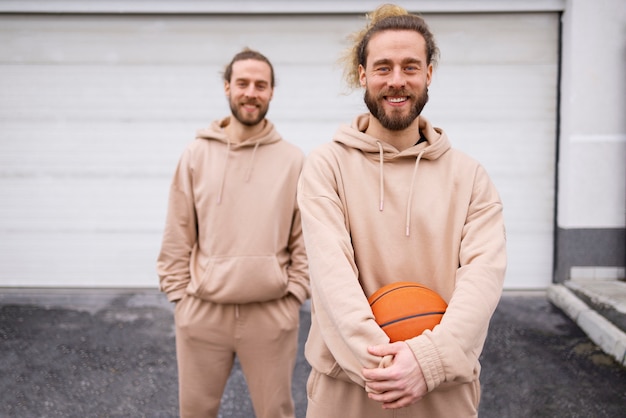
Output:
[366, 30, 428, 65]
[230, 59, 272, 82]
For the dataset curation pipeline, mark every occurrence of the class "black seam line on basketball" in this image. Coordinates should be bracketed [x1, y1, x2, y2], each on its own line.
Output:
[379, 311, 446, 328]
[369, 284, 428, 306]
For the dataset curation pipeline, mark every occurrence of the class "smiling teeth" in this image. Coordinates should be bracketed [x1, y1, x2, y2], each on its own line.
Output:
[388, 97, 407, 103]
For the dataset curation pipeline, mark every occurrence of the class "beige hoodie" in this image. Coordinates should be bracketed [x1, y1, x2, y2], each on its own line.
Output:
[157, 117, 309, 305]
[297, 114, 506, 392]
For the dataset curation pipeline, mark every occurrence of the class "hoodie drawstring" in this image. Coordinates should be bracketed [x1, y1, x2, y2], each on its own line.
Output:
[377, 141, 384, 211]
[405, 150, 425, 237]
[376, 142, 425, 237]
[217, 140, 231, 205]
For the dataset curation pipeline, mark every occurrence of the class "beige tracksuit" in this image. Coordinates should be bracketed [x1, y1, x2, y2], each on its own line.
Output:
[157, 117, 309, 418]
[297, 114, 507, 417]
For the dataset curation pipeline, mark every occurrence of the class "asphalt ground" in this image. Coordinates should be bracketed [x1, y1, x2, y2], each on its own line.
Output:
[1, 291, 625, 418]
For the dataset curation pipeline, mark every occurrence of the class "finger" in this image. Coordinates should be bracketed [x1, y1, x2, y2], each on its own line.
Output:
[365, 379, 394, 394]
[378, 354, 393, 368]
[367, 343, 398, 357]
[362, 367, 380, 380]
[381, 394, 424, 410]
[367, 388, 402, 404]
[362, 366, 393, 382]
[364, 383, 382, 394]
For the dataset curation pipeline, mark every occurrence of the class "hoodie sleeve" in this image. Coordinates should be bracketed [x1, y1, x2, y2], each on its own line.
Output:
[297, 146, 390, 387]
[406, 163, 507, 391]
[156, 147, 198, 303]
[285, 184, 311, 304]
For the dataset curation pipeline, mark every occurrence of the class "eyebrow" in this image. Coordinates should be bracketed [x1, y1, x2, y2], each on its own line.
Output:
[371, 57, 423, 67]
[233, 77, 269, 85]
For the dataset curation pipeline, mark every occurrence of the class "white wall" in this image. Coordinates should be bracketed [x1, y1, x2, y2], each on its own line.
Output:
[0, 11, 562, 289]
[0, 14, 364, 288]
[558, 0, 626, 229]
[6, 0, 623, 290]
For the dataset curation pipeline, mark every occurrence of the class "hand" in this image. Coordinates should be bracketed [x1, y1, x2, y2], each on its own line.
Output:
[362, 342, 427, 409]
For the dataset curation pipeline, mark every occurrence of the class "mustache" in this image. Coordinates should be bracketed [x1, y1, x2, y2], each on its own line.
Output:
[379, 88, 414, 99]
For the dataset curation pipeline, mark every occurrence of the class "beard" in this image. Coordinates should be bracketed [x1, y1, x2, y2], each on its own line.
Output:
[229, 98, 269, 127]
[364, 86, 429, 131]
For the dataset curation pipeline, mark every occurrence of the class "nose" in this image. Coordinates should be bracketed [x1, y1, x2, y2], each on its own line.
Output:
[388, 67, 406, 88]
[244, 84, 257, 98]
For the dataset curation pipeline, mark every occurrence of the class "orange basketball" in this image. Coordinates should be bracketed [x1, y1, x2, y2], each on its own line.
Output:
[368, 281, 447, 342]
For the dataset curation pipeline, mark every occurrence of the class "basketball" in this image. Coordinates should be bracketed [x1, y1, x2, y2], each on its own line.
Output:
[368, 281, 448, 342]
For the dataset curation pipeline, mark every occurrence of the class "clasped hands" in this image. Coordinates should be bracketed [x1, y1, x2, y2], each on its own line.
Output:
[362, 341, 428, 409]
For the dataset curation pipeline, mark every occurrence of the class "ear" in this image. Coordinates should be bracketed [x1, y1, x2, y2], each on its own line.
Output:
[426, 63, 433, 87]
[224, 80, 230, 97]
[358, 64, 367, 87]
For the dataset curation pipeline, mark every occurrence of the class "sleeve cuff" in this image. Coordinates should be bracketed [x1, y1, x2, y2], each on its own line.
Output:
[287, 281, 310, 304]
[166, 289, 187, 303]
[406, 335, 445, 391]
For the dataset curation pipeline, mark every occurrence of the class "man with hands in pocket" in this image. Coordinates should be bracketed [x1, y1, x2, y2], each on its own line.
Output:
[157, 48, 309, 418]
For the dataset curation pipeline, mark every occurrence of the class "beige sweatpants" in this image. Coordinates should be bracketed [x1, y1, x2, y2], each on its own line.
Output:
[305, 368, 480, 418]
[174, 294, 301, 418]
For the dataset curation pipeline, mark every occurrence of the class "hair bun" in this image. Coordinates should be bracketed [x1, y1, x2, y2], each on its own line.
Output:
[367, 4, 408, 26]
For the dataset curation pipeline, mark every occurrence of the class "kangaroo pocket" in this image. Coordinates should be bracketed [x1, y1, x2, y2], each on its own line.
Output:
[190, 255, 288, 304]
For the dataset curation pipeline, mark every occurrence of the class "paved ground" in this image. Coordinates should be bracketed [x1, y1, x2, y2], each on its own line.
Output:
[1, 290, 625, 418]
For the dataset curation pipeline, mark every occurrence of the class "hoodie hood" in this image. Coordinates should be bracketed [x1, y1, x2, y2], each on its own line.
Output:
[195, 116, 283, 204]
[195, 116, 282, 148]
[334, 113, 452, 236]
[334, 113, 450, 160]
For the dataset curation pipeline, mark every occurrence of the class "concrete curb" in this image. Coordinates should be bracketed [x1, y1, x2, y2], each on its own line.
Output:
[547, 284, 626, 366]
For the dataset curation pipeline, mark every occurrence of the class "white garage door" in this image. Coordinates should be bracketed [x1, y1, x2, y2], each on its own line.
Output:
[0, 12, 558, 289]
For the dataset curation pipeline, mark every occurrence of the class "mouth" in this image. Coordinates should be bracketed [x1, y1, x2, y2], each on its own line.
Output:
[242, 102, 259, 112]
[385, 96, 409, 105]
[381, 88, 412, 107]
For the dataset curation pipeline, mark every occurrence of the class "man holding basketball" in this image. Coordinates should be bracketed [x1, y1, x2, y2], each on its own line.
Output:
[157, 48, 309, 418]
[297, 4, 506, 417]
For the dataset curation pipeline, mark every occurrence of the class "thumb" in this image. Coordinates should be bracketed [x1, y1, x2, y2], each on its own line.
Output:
[378, 354, 393, 368]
